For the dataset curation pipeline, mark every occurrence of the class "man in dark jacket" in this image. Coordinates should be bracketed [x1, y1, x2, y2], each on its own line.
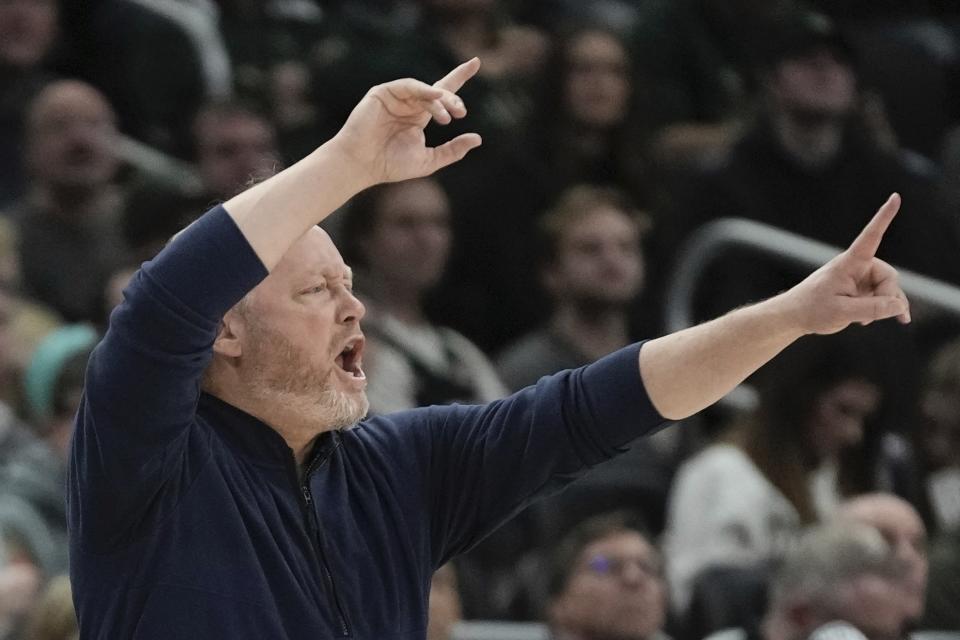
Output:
[69, 59, 911, 638]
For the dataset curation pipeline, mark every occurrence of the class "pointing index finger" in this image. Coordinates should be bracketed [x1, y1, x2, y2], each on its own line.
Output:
[847, 193, 901, 259]
[434, 58, 481, 93]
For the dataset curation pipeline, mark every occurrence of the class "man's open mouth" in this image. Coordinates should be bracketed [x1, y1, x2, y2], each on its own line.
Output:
[336, 336, 365, 378]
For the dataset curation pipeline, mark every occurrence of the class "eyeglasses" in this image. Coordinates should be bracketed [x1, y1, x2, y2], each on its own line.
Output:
[583, 554, 663, 580]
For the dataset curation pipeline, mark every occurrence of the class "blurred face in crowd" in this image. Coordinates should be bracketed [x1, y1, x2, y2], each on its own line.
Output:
[806, 378, 879, 460]
[551, 531, 667, 640]
[919, 388, 960, 469]
[361, 178, 452, 295]
[839, 495, 928, 619]
[771, 46, 857, 119]
[195, 110, 279, 200]
[214, 227, 368, 431]
[0, 0, 58, 69]
[427, 564, 462, 640]
[545, 205, 644, 311]
[26, 81, 119, 192]
[564, 30, 631, 130]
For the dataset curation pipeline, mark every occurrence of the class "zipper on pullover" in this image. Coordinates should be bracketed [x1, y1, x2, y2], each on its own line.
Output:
[294, 439, 351, 637]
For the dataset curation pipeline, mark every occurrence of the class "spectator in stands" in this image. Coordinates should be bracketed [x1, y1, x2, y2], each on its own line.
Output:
[630, 0, 799, 171]
[665, 332, 884, 615]
[527, 25, 648, 202]
[340, 177, 506, 414]
[750, 523, 913, 640]
[13, 80, 128, 323]
[0, 0, 59, 208]
[482, 186, 673, 621]
[0, 325, 96, 578]
[193, 100, 281, 202]
[427, 564, 463, 640]
[836, 493, 928, 623]
[496, 185, 649, 391]
[546, 511, 668, 640]
[668, 10, 960, 323]
[428, 23, 645, 352]
[909, 337, 960, 534]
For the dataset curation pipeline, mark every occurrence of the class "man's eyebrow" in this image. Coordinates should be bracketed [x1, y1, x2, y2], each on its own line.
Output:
[344, 266, 353, 280]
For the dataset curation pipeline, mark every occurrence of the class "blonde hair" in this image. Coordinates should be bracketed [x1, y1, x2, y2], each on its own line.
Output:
[538, 184, 650, 265]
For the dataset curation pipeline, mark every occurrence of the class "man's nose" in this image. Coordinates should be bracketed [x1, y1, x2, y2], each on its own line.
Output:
[340, 290, 365, 323]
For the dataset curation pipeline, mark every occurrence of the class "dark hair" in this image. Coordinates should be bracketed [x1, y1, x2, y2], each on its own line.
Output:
[538, 23, 635, 131]
[547, 510, 654, 598]
[728, 330, 885, 522]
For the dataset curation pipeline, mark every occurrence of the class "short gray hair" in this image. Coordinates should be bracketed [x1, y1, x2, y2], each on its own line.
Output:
[770, 522, 899, 612]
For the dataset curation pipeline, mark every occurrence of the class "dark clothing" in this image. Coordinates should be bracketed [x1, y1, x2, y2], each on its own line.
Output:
[668, 120, 960, 323]
[496, 328, 589, 393]
[68, 205, 666, 639]
[16, 199, 128, 323]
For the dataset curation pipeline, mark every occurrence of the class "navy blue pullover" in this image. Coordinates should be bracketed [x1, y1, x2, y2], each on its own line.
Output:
[68, 205, 667, 639]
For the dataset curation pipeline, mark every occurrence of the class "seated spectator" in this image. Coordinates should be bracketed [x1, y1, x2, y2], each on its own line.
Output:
[12, 80, 128, 323]
[496, 185, 650, 391]
[665, 332, 884, 615]
[430, 23, 649, 352]
[428, 563, 463, 640]
[192, 100, 282, 201]
[835, 493, 928, 623]
[668, 10, 960, 325]
[752, 523, 913, 640]
[0, 0, 59, 208]
[0, 324, 96, 578]
[545, 511, 669, 640]
[339, 177, 506, 414]
[526, 24, 650, 203]
[909, 338, 960, 534]
[629, 0, 799, 171]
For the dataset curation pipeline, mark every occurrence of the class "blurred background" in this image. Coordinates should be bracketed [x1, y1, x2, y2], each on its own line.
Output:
[1, 1, 959, 639]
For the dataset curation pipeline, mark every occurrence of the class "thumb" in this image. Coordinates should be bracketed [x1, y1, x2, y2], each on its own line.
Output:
[838, 295, 909, 327]
[424, 133, 482, 174]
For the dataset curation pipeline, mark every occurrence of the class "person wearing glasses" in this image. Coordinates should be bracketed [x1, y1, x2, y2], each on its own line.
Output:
[546, 511, 669, 640]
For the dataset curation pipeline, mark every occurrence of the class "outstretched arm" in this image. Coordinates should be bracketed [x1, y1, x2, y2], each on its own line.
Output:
[222, 59, 483, 270]
[641, 193, 910, 420]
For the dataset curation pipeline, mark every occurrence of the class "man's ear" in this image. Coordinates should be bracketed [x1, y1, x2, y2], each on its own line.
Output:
[213, 311, 244, 358]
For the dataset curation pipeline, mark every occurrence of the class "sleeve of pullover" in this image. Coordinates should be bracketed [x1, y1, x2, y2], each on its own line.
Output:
[69, 206, 267, 549]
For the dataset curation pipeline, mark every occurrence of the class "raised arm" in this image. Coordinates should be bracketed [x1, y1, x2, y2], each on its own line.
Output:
[640, 193, 910, 420]
[222, 59, 483, 270]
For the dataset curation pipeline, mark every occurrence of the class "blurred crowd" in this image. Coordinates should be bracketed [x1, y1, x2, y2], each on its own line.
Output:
[1, 0, 960, 639]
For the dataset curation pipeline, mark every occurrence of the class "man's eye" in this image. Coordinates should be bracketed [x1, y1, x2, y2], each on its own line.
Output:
[308, 284, 326, 293]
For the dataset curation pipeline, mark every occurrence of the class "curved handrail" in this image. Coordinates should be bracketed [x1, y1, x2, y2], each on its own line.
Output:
[665, 217, 960, 333]
[662, 218, 960, 411]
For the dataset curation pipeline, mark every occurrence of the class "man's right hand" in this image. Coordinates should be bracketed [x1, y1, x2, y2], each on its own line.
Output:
[331, 58, 483, 189]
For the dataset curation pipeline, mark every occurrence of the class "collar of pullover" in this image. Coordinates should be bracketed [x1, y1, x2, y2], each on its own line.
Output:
[197, 392, 341, 471]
